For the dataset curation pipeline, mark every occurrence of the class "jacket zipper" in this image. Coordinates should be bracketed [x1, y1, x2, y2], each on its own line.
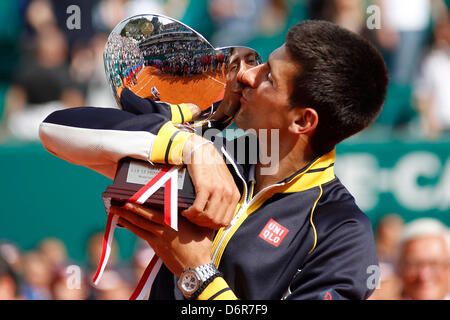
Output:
[211, 181, 286, 263]
[212, 148, 285, 263]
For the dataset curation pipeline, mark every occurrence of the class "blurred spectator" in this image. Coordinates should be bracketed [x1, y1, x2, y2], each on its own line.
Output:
[0, 241, 24, 278]
[0, 253, 20, 300]
[92, 269, 133, 299]
[164, 0, 191, 20]
[4, 24, 84, 141]
[375, 214, 405, 265]
[369, 214, 404, 300]
[308, 0, 366, 35]
[397, 218, 450, 300]
[367, 0, 449, 130]
[254, 0, 289, 37]
[208, 0, 271, 47]
[375, 0, 448, 85]
[69, 44, 97, 98]
[125, 0, 165, 17]
[92, 0, 128, 33]
[85, 230, 134, 299]
[25, 0, 57, 35]
[132, 240, 155, 300]
[86, 231, 119, 275]
[244, 0, 309, 61]
[38, 237, 70, 273]
[50, 265, 89, 300]
[415, 14, 450, 139]
[82, 33, 117, 107]
[368, 261, 403, 300]
[21, 251, 53, 299]
[50, 0, 97, 49]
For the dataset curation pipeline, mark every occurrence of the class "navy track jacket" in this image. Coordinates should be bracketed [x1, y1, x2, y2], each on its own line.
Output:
[39, 88, 379, 300]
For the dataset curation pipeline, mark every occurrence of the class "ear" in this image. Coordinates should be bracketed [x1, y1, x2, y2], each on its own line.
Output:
[289, 107, 318, 136]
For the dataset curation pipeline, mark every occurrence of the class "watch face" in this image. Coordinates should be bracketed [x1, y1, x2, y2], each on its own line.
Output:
[179, 270, 199, 294]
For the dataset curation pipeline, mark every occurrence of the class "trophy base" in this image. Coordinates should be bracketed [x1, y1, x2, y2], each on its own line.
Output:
[102, 158, 195, 214]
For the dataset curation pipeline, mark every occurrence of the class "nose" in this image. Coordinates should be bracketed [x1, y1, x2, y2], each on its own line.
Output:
[237, 63, 264, 88]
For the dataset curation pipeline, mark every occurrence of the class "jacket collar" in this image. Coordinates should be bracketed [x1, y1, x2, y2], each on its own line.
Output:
[247, 148, 336, 194]
[279, 148, 336, 193]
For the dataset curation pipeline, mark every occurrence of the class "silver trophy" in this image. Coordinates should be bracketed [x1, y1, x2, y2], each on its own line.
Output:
[101, 14, 262, 211]
[103, 13, 262, 111]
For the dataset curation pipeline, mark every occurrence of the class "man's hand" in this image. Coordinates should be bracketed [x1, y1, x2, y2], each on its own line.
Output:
[181, 134, 241, 230]
[110, 202, 213, 276]
[186, 103, 201, 120]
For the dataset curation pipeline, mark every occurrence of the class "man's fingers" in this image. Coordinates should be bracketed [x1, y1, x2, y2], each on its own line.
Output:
[110, 205, 166, 236]
[223, 191, 241, 226]
[181, 183, 241, 229]
[182, 189, 209, 217]
[203, 191, 227, 228]
[117, 216, 153, 240]
[122, 202, 165, 225]
[117, 217, 159, 248]
[218, 183, 241, 226]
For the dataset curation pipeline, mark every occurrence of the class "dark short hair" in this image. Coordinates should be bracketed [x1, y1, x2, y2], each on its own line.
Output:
[285, 20, 389, 155]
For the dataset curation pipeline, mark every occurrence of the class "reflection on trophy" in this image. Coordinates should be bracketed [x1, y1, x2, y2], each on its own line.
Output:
[102, 14, 262, 212]
[150, 86, 160, 101]
[103, 14, 261, 111]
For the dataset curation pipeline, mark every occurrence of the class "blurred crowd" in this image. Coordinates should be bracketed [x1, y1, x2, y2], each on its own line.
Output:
[0, 234, 157, 300]
[0, 0, 450, 141]
[1, 215, 449, 300]
[0, 0, 449, 300]
[369, 216, 450, 300]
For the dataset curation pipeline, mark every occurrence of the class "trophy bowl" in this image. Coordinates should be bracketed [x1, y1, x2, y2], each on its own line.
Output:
[104, 13, 244, 110]
[101, 14, 262, 214]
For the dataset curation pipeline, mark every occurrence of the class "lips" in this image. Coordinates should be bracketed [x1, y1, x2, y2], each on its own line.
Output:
[240, 89, 249, 105]
[228, 91, 242, 107]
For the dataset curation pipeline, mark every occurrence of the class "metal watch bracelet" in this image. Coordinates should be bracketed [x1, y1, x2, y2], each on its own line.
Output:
[189, 263, 222, 300]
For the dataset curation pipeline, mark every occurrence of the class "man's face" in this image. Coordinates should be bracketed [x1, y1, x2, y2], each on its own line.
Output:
[221, 47, 260, 117]
[234, 44, 299, 133]
[399, 236, 449, 300]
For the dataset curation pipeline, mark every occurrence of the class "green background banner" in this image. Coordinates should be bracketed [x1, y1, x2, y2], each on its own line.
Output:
[336, 141, 450, 227]
[0, 142, 135, 264]
[1, 140, 449, 262]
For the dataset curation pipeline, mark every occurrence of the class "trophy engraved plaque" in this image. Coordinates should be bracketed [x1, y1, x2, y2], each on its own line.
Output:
[102, 158, 195, 213]
[101, 14, 262, 213]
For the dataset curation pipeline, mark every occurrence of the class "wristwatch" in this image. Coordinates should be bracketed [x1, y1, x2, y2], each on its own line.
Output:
[177, 263, 222, 299]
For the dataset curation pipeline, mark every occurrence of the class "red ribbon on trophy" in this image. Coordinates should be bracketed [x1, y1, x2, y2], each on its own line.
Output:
[93, 166, 179, 300]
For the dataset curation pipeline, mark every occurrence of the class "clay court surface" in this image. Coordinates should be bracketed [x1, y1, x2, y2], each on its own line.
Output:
[124, 66, 225, 110]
